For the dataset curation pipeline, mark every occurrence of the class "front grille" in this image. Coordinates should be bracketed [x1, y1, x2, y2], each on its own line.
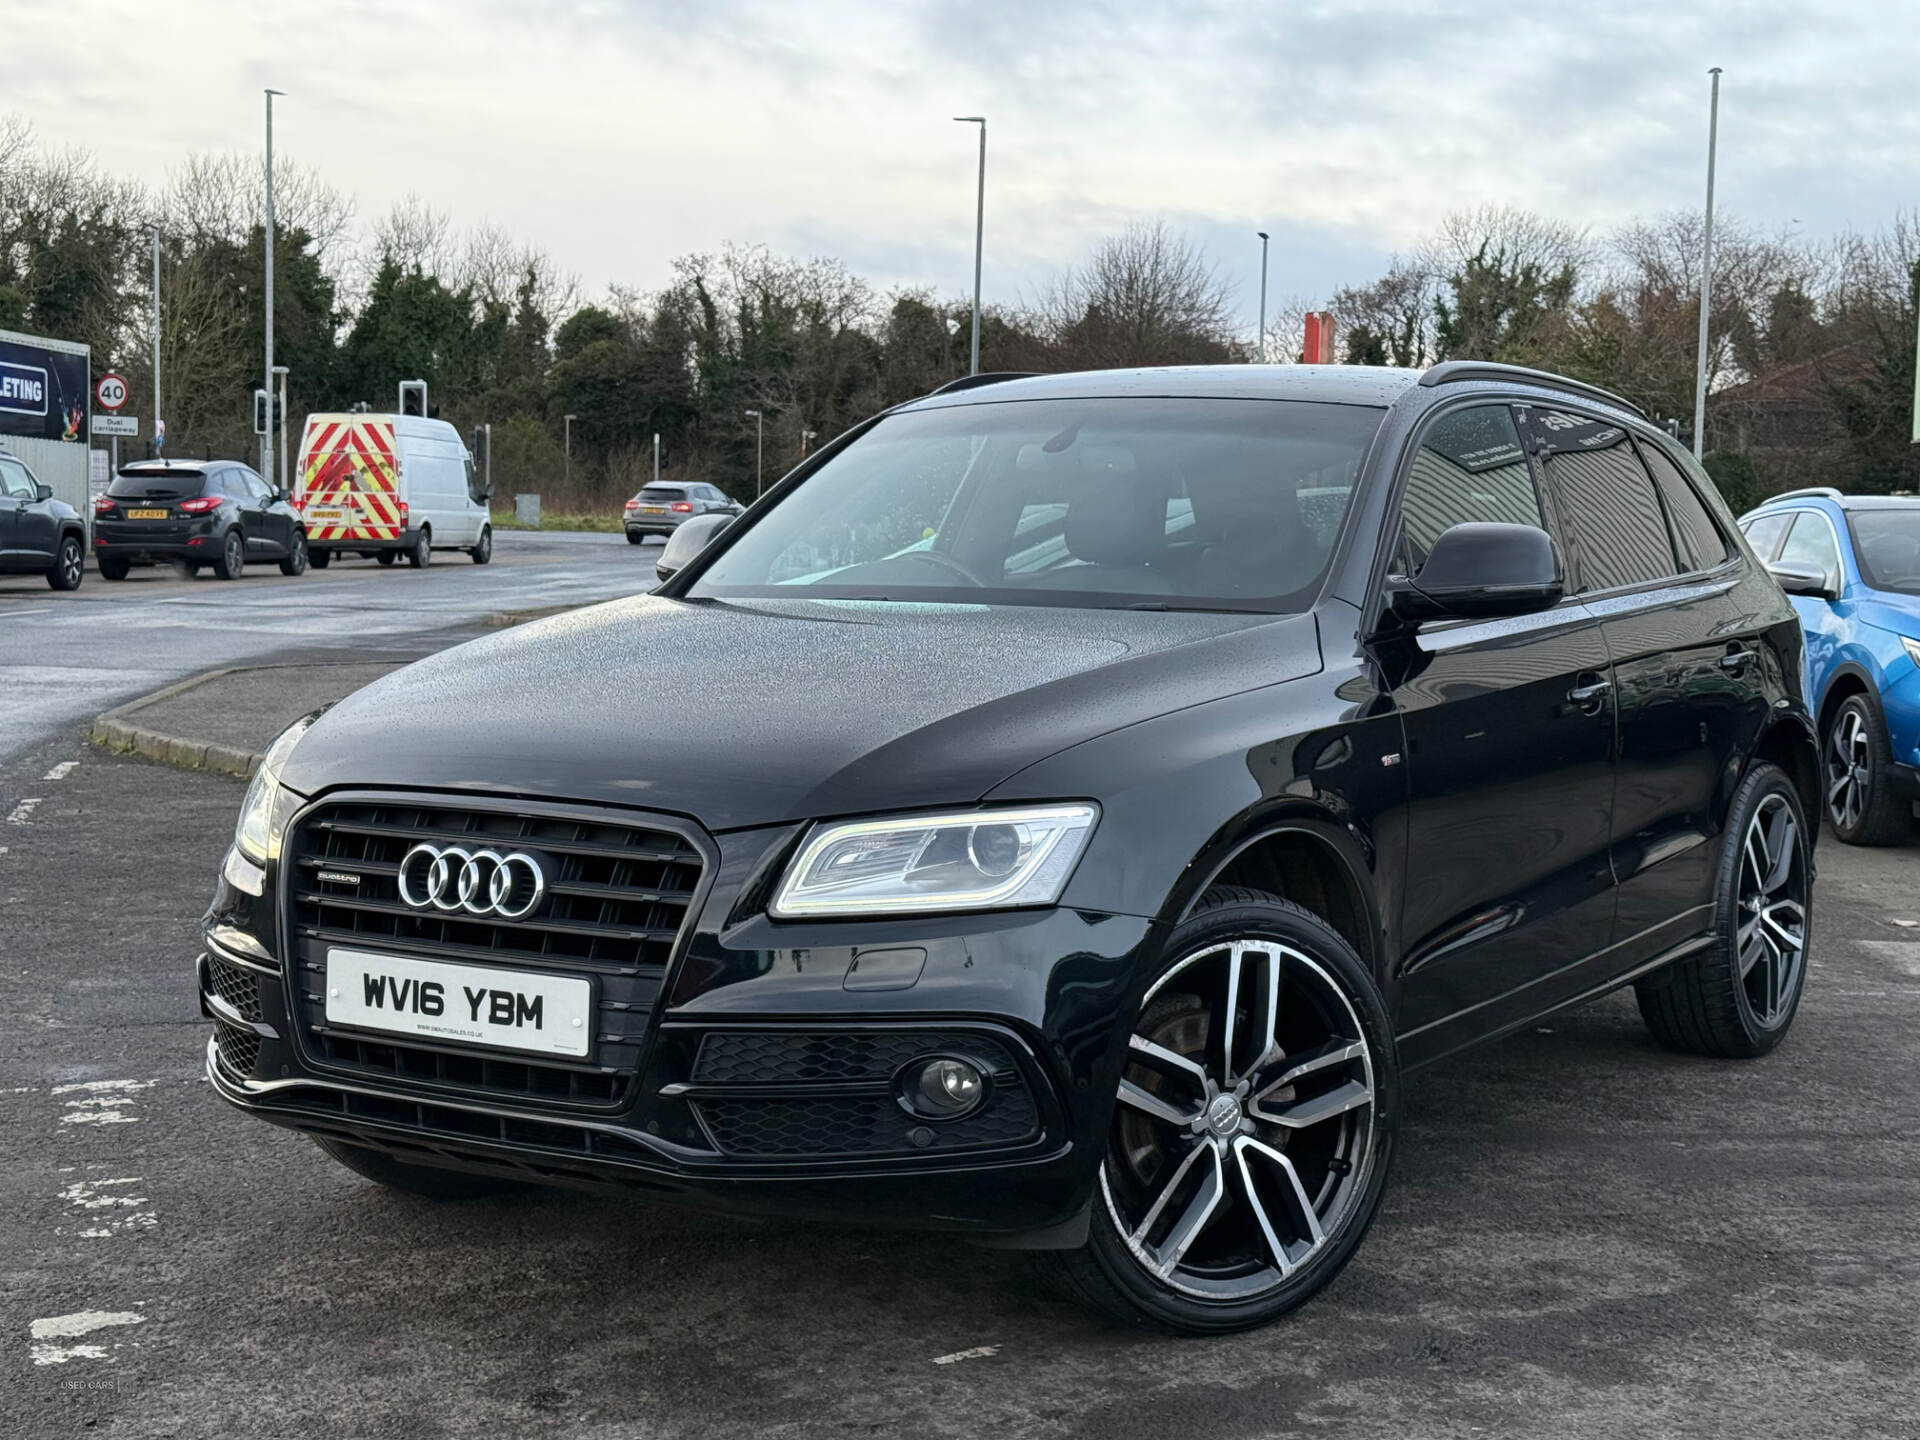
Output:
[695, 1090, 1040, 1158]
[214, 1020, 261, 1078]
[206, 953, 263, 1023]
[286, 798, 706, 1110]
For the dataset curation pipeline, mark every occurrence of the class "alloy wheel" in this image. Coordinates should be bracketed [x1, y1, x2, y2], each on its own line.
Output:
[1737, 793, 1807, 1029]
[1101, 938, 1378, 1301]
[61, 540, 81, 586]
[1825, 709, 1869, 830]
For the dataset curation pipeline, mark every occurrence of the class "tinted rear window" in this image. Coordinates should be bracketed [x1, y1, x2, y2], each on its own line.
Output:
[639, 487, 687, 501]
[109, 471, 206, 499]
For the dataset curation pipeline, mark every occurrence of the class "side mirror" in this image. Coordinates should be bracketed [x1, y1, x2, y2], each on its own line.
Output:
[1386, 522, 1563, 624]
[655, 512, 733, 584]
[33, 483, 52, 502]
[1767, 559, 1838, 603]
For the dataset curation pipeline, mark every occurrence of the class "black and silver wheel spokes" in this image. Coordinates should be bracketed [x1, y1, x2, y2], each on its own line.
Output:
[1738, 794, 1807, 1028]
[1826, 709, 1869, 830]
[1105, 939, 1377, 1300]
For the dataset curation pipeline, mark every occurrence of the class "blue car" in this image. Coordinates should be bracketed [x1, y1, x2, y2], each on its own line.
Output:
[1740, 488, 1920, 845]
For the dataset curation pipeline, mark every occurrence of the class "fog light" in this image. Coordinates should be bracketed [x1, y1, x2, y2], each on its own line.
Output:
[898, 1056, 988, 1120]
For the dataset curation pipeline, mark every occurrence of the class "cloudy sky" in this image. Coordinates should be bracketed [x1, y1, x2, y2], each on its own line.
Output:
[12, 0, 1920, 334]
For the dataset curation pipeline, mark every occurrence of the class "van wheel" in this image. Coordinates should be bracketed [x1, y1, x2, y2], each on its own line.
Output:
[376, 550, 398, 566]
[314, 1137, 521, 1200]
[1041, 888, 1396, 1333]
[407, 528, 431, 568]
[279, 531, 309, 576]
[470, 526, 492, 564]
[212, 529, 245, 581]
[308, 547, 331, 570]
[47, 534, 85, 591]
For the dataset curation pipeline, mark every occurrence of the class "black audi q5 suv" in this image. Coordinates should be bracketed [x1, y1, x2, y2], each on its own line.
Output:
[201, 361, 1820, 1333]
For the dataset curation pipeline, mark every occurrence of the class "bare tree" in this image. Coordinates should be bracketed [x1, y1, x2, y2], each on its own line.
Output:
[1329, 260, 1437, 367]
[1035, 219, 1239, 369]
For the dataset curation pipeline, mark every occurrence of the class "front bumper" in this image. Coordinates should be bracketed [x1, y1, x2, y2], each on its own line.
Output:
[199, 796, 1154, 1241]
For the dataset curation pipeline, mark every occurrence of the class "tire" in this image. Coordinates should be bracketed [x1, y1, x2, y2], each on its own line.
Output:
[309, 547, 331, 570]
[212, 529, 245, 581]
[1822, 694, 1909, 846]
[1635, 761, 1812, 1058]
[407, 528, 431, 569]
[626, 530, 645, 545]
[1042, 886, 1397, 1334]
[470, 526, 492, 564]
[313, 1137, 520, 1200]
[47, 534, 84, 591]
[376, 550, 398, 566]
[97, 555, 131, 581]
[279, 530, 309, 576]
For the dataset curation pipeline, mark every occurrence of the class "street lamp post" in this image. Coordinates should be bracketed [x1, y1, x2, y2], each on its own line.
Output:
[744, 410, 763, 497]
[564, 413, 576, 490]
[263, 88, 284, 485]
[801, 428, 818, 457]
[1256, 231, 1270, 364]
[272, 364, 289, 493]
[1691, 67, 1723, 460]
[954, 116, 986, 376]
[150, 226, 161, 453]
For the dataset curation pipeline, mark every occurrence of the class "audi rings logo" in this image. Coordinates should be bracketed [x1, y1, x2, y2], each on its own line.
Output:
[397, 844, 549, 919]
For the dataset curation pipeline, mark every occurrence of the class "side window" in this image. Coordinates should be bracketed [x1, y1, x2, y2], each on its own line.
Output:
[1779, 512, 1842, 593]
[1741, 512, 1792, 561]
[1639, 442, 1728, 571]
[1398, 405, 1541, 574]
[0, 458, 34, 498]
[1533, 411, 1678, 592]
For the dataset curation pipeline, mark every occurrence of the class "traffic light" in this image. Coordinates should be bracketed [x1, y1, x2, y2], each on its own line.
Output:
[253, 389, 284, 434]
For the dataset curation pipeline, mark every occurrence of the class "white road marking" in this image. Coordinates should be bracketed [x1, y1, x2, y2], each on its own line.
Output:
[29, 1310, 145, 1365]
[6, 798, 42, 825]
[932, 1345, 1000, 1365]
[60, 1176, 156, 1237]
[52, 1079, 156, 1125]
[43, 760, 78, 781]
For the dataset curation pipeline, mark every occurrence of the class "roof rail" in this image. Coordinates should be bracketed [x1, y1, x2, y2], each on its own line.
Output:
[1760, 486, 1844, 504]
[926, 371, 1039, 397]
[1418, 360, 1647, 418]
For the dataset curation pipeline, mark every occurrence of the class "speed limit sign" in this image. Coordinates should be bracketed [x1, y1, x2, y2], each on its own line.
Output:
[96, 372, 129, 411]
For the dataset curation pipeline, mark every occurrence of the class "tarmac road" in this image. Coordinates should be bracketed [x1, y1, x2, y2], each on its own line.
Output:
[1, 688, 1917, 1437]
[0, 529, 658, 764]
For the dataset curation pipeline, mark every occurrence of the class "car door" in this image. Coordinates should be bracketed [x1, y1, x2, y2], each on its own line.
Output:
[233, 467, 287, 556]
[1774, 509, 1848, 702]
[0, 456, 35, 565]
[1380, 401, 1620, 1056]
[1531, 412, 1773, 968]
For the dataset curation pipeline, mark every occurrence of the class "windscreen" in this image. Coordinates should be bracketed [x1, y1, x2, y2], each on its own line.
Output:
[1851, 509, 1920, 595]
[108, 471, 206, 499]
[691, 397, 1384, 612]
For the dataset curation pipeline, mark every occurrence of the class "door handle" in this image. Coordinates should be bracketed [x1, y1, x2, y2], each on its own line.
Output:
[1567, 677, 1612, 713]
[1718, 648, 1758, 673]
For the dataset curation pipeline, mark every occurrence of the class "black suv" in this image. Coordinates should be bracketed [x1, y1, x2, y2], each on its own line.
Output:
[201, 363, 1818, 1333]
[0, 447, 85, 590]
[93, 459, 307, 580]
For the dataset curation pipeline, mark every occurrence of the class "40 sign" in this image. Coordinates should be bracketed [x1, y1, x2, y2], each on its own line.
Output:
[96, 373, 128, 412]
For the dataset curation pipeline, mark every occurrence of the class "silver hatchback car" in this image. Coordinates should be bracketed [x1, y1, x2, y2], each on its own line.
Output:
[623, 483, 742, 544]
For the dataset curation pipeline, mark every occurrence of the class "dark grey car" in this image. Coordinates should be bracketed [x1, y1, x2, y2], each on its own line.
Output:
[0, 448, 86, 590]
[624, 483, 742, 544]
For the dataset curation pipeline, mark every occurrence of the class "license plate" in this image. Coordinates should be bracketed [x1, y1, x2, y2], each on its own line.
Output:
[324, 947, 593, 1058]
[126, 508, 168, 520]
[639, 505, 667, 514]
[307, 507, 345, 522]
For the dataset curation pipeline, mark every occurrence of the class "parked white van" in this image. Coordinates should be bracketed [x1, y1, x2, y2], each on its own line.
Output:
[294, 409, 492, 569]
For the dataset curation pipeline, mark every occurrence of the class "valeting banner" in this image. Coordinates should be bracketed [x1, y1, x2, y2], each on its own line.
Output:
[0, 334, 89, 443]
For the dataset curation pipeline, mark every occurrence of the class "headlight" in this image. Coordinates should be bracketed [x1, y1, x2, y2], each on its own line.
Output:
[233, 714, 317, 866]
[1902, 636, 1920, 669]
[769, 804, 1098, 918]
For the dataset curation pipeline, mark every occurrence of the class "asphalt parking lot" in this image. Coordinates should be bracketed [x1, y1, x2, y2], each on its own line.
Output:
[0, 529, 658, 764]
[2, 651, 1917, 1436]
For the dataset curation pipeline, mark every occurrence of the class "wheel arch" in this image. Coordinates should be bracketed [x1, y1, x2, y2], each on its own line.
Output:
[1750, 712, 1821, 832]
[1815, 660, 1880, 740]
[1171, 809, 1385, 990]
